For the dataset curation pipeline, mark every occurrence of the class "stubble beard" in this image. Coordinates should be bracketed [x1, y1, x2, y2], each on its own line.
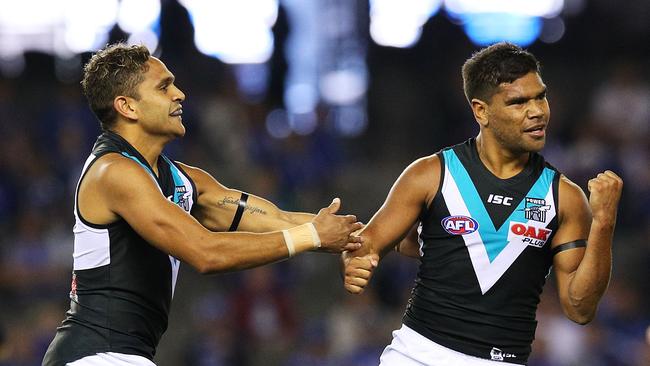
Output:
[492, 126, 544, 155]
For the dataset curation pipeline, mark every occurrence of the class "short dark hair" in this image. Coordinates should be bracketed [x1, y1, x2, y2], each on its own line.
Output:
[461, 42, 540, 103]
[81, 43, 151, 130]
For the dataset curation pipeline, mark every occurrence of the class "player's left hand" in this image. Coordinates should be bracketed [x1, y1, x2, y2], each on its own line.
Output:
[587, 170, 623, 226]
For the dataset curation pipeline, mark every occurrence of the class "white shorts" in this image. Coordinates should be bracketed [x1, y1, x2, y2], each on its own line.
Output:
[67, 352, 156, 366]
[379, 324, 521, 366]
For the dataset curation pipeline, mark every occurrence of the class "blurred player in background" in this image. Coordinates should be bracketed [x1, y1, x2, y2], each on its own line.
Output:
[343, 42, 623, 365]
[42, 43, 363, 366]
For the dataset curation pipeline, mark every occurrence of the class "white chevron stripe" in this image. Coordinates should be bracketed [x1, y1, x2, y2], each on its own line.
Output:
[169, 256, 180, 298]
[442, 166, 555, 294]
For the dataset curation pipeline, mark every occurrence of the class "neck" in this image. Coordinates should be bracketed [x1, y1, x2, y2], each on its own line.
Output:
[475, 133, 530, 179]
[111, 125, 169, 173]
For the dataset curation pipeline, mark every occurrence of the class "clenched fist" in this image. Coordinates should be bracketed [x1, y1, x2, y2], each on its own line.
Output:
[343, 253, 379, 294]
[587, 170, 623, 226]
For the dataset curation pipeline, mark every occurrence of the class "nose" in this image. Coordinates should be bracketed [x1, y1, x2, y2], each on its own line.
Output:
[173, 85, 185, 102]
[527, 99, 545, 119]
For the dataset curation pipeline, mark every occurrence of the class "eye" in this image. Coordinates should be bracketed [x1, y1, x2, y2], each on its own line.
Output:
[507, 98, 526, 106]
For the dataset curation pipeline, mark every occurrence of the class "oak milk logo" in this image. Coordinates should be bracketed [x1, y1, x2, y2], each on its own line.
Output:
[523, 197, 551, 223]
[508, 222, 553, 248]
[441, 215, 479, 235]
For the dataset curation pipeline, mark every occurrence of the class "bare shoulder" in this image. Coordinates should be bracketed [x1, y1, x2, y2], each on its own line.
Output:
[81, 153, 162, 205]
[78, 153, 161, 224]
[552, 174, 591, 244]
[409, 154, 441, 182]
[558, 175, 589, 211]
[404, 154, 441, 182]
[92, 153, 157, 188]
[559, 174, 582, 192]
[396, 154, 441, 205]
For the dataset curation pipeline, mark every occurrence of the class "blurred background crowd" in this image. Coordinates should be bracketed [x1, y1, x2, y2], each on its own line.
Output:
[0, 0, 649, 365]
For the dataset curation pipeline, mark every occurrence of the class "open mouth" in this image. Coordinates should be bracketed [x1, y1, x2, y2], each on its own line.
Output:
[170, 106, 183, 117]
[523, 125, 545, 137]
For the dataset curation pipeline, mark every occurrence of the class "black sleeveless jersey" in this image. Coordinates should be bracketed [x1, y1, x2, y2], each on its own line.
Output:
[42, 131, 196, 366]
[403, 138, 560, 365]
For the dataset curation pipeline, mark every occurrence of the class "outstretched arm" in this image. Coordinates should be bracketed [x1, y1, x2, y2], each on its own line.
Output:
[177, 162, 316, 232]
[82, 155, 362, 274]
[342, 155, 440, 293]
[552, 171, 623, 324]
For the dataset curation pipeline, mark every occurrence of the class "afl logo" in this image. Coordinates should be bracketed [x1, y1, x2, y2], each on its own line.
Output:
[441, 215, 479, 235]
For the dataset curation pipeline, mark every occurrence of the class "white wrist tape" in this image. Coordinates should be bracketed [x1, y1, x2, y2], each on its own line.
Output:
[306, 222, 322, 248]
[282, 229, 296, 257]
[282, 223, 322, 257]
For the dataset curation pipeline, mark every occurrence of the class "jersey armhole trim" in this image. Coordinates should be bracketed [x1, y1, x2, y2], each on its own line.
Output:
[76, 152, 126, 230]
[419, 153, 445, 223]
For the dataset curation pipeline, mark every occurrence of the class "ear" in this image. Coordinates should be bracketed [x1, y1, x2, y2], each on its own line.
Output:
[114, 96, 138, 121]
[470, 98, 489, 128]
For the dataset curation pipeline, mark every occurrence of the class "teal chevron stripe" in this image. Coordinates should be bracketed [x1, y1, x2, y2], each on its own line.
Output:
[162, 155, 184, 204]
[443, 150, 555, 262]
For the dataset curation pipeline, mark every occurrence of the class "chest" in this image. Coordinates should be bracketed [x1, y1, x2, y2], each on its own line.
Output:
[421, 149, 558, 294]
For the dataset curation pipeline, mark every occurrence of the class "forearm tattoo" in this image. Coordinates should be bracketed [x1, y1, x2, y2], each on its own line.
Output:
[246, 206, 267, 215]
[218, 196, 267, 215]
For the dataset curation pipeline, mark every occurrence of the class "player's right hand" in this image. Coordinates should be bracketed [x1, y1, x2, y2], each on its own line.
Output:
[312, 198, 364, 253]
[343, 253, 379, 294]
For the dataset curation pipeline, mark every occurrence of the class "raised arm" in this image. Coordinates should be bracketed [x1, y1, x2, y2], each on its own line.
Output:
[80, 154, 362, 274]
[552, 171, 623, 324]
[177, 162, 315, 233]
[342, 155, 440, 293]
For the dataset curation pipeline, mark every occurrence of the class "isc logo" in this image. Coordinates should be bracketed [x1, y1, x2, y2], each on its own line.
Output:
[487, 194, 513, 206]
[441, 215, 479, 235]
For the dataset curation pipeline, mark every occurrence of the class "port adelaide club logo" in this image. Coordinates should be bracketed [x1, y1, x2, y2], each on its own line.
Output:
[522, 197, 551, 223]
